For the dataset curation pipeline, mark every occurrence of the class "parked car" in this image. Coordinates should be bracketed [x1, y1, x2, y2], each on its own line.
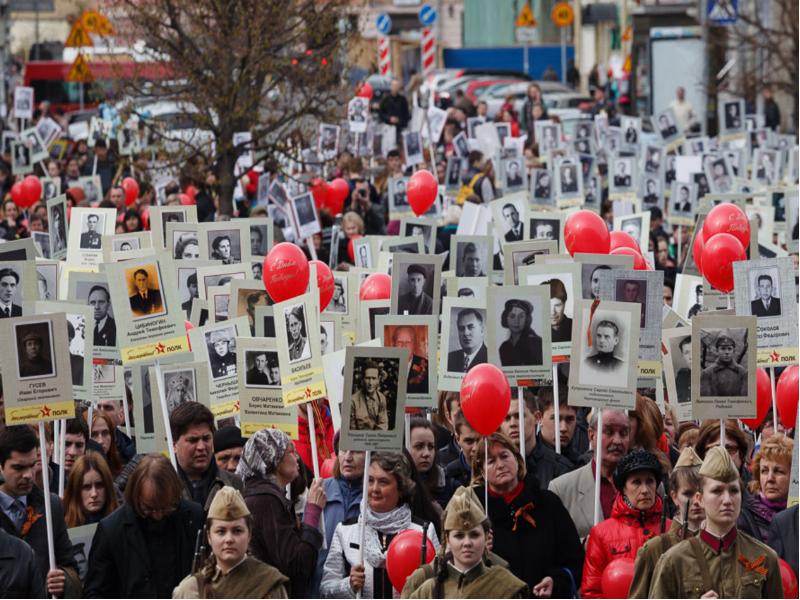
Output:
[483, 80, 574, 119]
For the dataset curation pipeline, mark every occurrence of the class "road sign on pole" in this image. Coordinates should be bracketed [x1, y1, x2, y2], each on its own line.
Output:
[376, 13, 392, 35]
[66, 54, 93, 83]
[418, 3, 438, 26]
[65, 20, 92, 48]
[551, 2, 575, 27]
[421, 27, 435, 78]
[378, 36, 392, 76]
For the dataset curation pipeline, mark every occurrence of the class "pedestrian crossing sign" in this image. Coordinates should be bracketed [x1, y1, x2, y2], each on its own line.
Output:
[65, 21, 93, 48]
[516, 3, 536, 27]
[67, 54, 94, 83]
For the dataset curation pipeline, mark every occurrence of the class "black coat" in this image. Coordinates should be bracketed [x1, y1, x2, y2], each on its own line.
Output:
[0, 528, 44, 598]
[83, 499, 204, 598]
[768, 505, 798, 578]
[477, 475, 584, 598]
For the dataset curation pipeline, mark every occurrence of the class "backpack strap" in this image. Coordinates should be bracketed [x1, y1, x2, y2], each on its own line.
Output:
[689, 536, 715, 593]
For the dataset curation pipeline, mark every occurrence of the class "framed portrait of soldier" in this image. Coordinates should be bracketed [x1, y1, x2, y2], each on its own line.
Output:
[290, 192, 321, 241]
[347, 96, 369, 133]
[248, 217, 272, 259]
[501, 157, 527, 193]
[502, 240, 558, 285]
[530, 168, 555, 208]
[662, 327, 695, 421]
[733, 257, 798, 365]
[691, 314, 757, 419]
[198, 221, 251, 266]
[0, 313, 73, 425]
[402, 131, 424, 167]
[376, 314, 437, 408]
[568, 299, 641, 410]
[388, 176, 410, 217]
[149, 205, 198, 251]
[105, 258, 188, 364]
[438, 297, 488, 391]
[237, 337, 295, 437]
[450, 235, 492, 279]
[528, 212, 563, 251]
[574, 252, 636, 301]
[390, 253, 443, 317]
[188, 316, 250, 409]
[318, 123, 340, 159]
[273, 292, 326, 406]
[643, 145, 663, 175]
[620, 116, 642, 152]
[339, 345, 408, 451]
[445, 156, 463, 191]
[641, 174, 663, 210]
[670, 181, 697, 225]
[35, 301, 94, 405]
[718, 98, 745, 138]
[613, 212, 651, 254]
[0, 261, 36, 319]
[654, 107, 683, 149]
[10, 140, 32, 175]
[554, 157, 583, 207]
[68, 271, 118, 360]
[609, 154, 637, 199]
[487, 285, 552, 383]
[599, 269, 665, 374]
[67, 207, 115, 268]
[490, 196, 527, 245]
[148, 361, 212, 442]
[703, 156, 735, 195]
[399, 216, 437, 254]
[195, 264, 249, 300]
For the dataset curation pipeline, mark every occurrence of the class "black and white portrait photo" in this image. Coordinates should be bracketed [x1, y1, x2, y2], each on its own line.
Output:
[284, 303, 311, 363]
[390, 177, 409, 209]
[14, 86, 34, 119]
[748, 269, 781, 317]
[81, 283, 116, 348]
[612, 156, 634, 191]
[79, 213, 104, 250]
[456, 241, 489, 277]
[644, 146, 662, 174]
[244, 350, 280, 387]
[445, 156, 463, 189]
[78, 176, 102, 206]
[501, 202, 525, 242]
[754, 150, 778, 185]
[402, 131, 423, 165]
[42, 178, 60, 202]
[403, 221, 434, 253]
[496, 298, 544, 367]
[532, 169, 552, 204]
[397, 264, 435, 315]
[347, 97, 369, 131]
[208, 230, 241, 264]
[0, 267, 23, 318]
[503, 158, 525, 191]
[642, 176, 660, 207]
[319, 124, 339, 157]
[538, 124, 558, 152]
[15, 320, 56, 380]
[113, 237, 141, 252]
[578, 314, 630, 388]
[621, 116, 640, 147]
[453, 132, 469, 158]
[656, 109, 679, 141]
[616, 278, 648, 327]
[558, 162, 579, 195]
[36, 264, 57, 302]
[445, 307, 488, 373]
[721, 100, 743, 132]
[250, 224, 268, 257]
[706, 157, 733, 193]
[698, 328, 748, 397]
[162, 368, 197, 412]
[206, 327, 238, 379]
[620, 217, 643, 247]
[330, 276, 348, 313]
[671, 182, 696, 216]
[291, 192, 320, 239]
[11, 141, 31, 173]
[173, 233, 199, 259]
[348, 357, 398, 431]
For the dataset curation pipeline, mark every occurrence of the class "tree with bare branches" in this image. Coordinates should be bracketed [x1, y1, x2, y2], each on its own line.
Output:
[110, 0, 352, 217]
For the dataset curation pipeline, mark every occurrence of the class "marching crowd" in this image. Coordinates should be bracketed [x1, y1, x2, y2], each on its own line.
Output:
[0, 76, 797, 600]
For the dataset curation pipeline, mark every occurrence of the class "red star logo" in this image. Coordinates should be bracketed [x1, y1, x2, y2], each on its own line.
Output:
[155, 342, 165, 354]
[304, 387, 312, 398]
[770, 351, 780, 363]
[40, 405, 51, 417]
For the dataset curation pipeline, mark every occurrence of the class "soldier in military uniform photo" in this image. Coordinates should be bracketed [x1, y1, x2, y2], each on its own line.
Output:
[16, 325, 55, 379]
[397, 264, 434, 316]
[583, 318, 624, 375]
[699, 332, 747, 397]
[349, 359, 390, 430]
[80, 213, 103, 250]
[207, 328, 237, 379]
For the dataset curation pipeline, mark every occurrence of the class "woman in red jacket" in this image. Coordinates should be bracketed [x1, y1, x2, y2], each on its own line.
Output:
[581, 450, 667, 598]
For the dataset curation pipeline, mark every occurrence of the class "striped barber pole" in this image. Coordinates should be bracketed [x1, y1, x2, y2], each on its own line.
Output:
[378, 36, 391, 76]
[420, 27, 435, 78]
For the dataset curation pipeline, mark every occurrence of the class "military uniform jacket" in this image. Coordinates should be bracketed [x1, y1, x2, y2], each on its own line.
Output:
[173, 556, 288, 599]
[700, 362, 747, 397]
[629, 519, 697, 599]
[408, 561, 528, 599]
[209, 351, 237, 379]
[80, 231, 102, 249]
[649, 528, 784, 599]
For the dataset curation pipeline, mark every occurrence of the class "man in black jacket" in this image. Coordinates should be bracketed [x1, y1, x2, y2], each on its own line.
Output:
[378, 79, 410, 139]
[0, 528, 44, 598]
[0, 426, 81, 598]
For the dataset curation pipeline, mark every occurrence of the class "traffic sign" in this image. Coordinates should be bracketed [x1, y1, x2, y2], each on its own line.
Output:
[82, 10, 114, 36]
[707, 0, 738, 25]
[516, 27, 537, 43]
[376, 13, 392, 35]
[65, 20, 93, 48]
[66, 54, 93, 83]
[551, 2, 575, 28]
[515, 3, 536, 27]
[418, 3, 438, 26]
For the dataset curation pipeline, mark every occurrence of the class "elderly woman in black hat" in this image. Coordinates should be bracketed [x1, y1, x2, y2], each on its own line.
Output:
[498, 299, 542, 366]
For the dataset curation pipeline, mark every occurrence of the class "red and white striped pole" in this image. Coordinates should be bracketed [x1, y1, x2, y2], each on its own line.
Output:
[421, 27, 435, 78]
[378, 36, 391, 76]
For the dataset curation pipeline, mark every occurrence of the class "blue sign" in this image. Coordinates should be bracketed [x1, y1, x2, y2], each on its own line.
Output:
[376, 13, 392, 35]
[418, 3, 438, 26]
[707, 0, 737, 25]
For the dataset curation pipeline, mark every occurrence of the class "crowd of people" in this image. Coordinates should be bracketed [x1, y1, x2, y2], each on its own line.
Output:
[0, 71, 796, 600]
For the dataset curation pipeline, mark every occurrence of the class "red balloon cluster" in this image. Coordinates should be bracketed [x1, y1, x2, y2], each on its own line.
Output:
[609, 230, 640, 253]
[407, 170, 438, 216]
[311, 260, 335, 311]
[310, 178, 329, 211]
[385, 530, 435, 593]
[311, 177, 350, 215]
[694, 203, 750, 293]
[460, 363, 511, 436]
[564, 210, 610, 256]
[263, 242, 310, 303]
[359, 273, 392, 301]
[741, 368, 772, 430]
[121, 177, 139, 207]
[779, 558, 798, 599]
[776, 366, 799, 429]
[12, 176, 42, 209]
[601, 558, 634, 598]
[610, 246, 648, 271]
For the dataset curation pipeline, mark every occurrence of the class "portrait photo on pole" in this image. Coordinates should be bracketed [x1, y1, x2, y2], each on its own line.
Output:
[530, 168, 555, 208]
[68, 272, 119, 361]
[502, 239, 558, 285]
[388, 175, 410, 217]
[0, 260, 36, 319]
[402, 130, 424, 167]
[10, 140, 32, 175]
[718, 97, 746, 137]
[390, 252, 443, 317]
[188, 316, 251, 408]
[339, 345, 408, 452]
[691, 314, 757, 419]
[67, 207, 116, 267]
[662, 327, 694, 422]
[554, 156, 584, 207]
[445, 156, 463, 190]
[376, 314, 437, 408]
[500, 157, 527, 194]
[438, 296, 488, 391]
[290, 192, 322, 241]
[491, 196, 528, 244]
[399, 216, 437, 254]
[46, 194, 69, 261]
[574, 252, 635, 301]
[654, 107, 684, 149]
[450, 235, 492, 279]
[669, 181, 698, 224]
[567, 299, 641, 410]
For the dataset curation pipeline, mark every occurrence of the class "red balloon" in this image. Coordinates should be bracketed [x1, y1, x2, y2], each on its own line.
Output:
[327, 178, 350, 215]
[702, 233, 746, 293]
[311, 260, 335, 311]
[742, 368, 772, 429]
[263, 242, 310, 303]
[609, 230, 640, 253]
[18, 175, 42, 208]
[776, 366, 799, 429]
[356, 82, 374, 100]
[564, 210, 610, 256]
[359, 273, 392, 301]
[601, 558, 635, 598]
[10, 182, 24, 206]
[386, 530, 435, 593]
[320, 456, 336, 478]
[406, 170, 438, 217]
[347, 234, 362, 262]
[140, 207, 150, 230]
[610, 246, 647, 270]
[703, 203, 750, 250]
[310, 178, 329, 211]
[121, 177, 140, 207]
[460, 364, 511, 436]
[780, 559, 799, 599]
[692, 232, 705, 274]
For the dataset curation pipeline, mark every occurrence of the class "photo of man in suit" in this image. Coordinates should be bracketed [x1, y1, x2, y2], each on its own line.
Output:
[503, 203, 524, 242]
[505, 160, 523, 188]
[128, 268, 164, 318]
[80, 214, 102, 250]
[88, 285, 116, 347]
[674, 184, 692, 213]
[750, 274, 781, 317]
[446, 308, 488, 373]
[0, 268, 22, 318]
[181, 273, 198, 319]
[613, 160, 632, 188]
[397, 264, 433, 315]
[657, 113, 678, 139]
[245, 351, 276, 387]
[560, 164, 578, 194]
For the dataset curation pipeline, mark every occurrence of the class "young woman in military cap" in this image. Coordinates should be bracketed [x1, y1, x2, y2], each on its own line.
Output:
[649, 446, 784, 598]
[173, 486, 289, 599]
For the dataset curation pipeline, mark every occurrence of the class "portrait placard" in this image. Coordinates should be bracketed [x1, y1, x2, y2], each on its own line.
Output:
[67, 523, 97, 583]
[92, 364, 125, 404]
[339, 345, 408, 452]
[501, 156, 527, 193]
[46, 195, 69, 261]
[733, 257, 798, 365]
[487, 285, 552, 383]
[0, 260, 36, 318]
[67, 271, 119, 360]
[35, 261, 59, 301]
[390, 253, 443, 317]
[554, 156, 584, 207]
[388, 176, 411, 218]
[66, 207, 116, 268]
[247, 217, 273, 259]
[398, 216, 438, 254]
[21, 127, 48, 164]
[502, 240, 558, 285]
[237, 337, 296, 437]
[195, 264, 249, 299]
[150, 361, 211, 436]
[613, 212, 650, 253]
[567, 300, 641, 410]
[149, 205, 198, 251]
[491, 196, 528, 245]
[654, 107, 684, 151]
[105, 258, 189, 364]
[197, 221, 252, 265]
[382, 236, 424, 256]
[352, 236, 374, 269]
[166, 222, 201, 261]
[574, 253, 635, 301]
[319, 313, 342, 356]
[101, 231, 152, 262]
[188, 316, 251, 413]
[450, 235, 493, 279]
[322, 339, 382, 431]
[438, 297, 488, 392]
[1, 313, 74, 424]
[528, 212, 564, 251]
[691, 314, 757, 419]
[376, 314, 437, 408]
[358, 299, 390, 343]
[207, 285, 231, 324]
[228, 279, 270, 336]
[273, 292, 326, 406]
[290, 192, 322, 241]
[669, 181, 698, 225]
[662, 327, 694, 422]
